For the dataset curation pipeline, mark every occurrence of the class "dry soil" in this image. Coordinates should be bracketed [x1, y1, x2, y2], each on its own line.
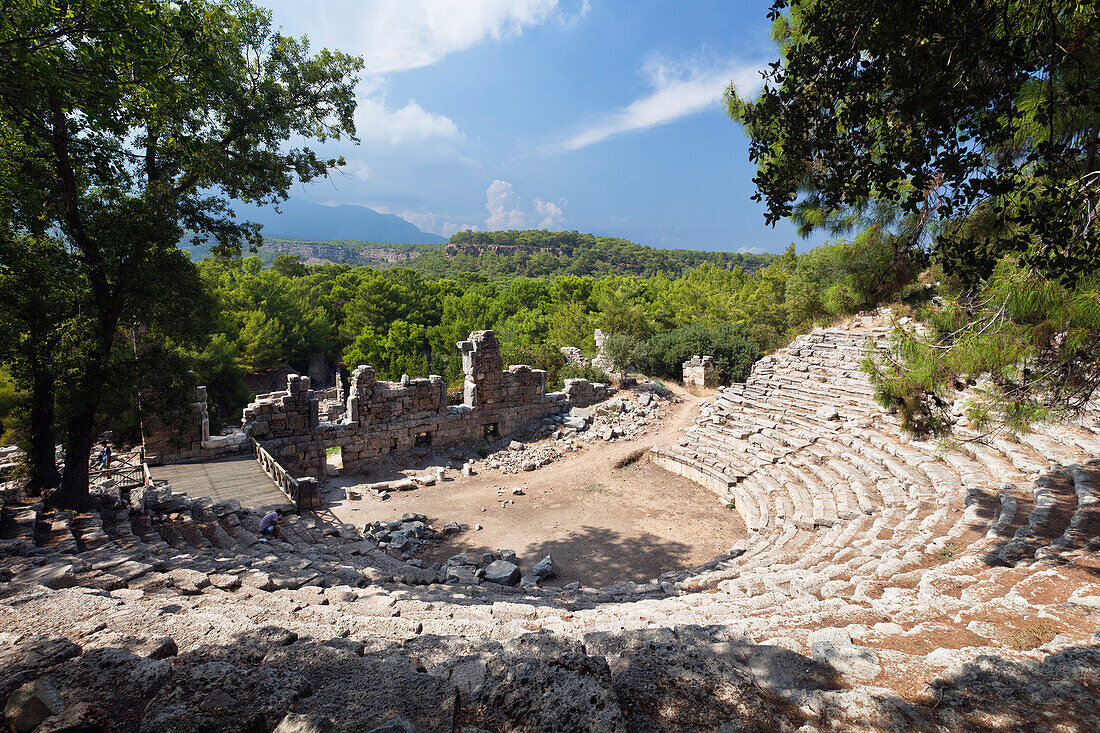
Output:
[324, 383, 747, 586]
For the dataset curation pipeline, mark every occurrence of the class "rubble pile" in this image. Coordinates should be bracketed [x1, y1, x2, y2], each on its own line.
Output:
[479, 384, 675, 474]
[362, 512, 454, 560]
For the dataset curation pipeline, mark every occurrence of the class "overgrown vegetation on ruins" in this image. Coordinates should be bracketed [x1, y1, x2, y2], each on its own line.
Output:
[731, 0, 1100, 436]
[179, 234, 903, 423]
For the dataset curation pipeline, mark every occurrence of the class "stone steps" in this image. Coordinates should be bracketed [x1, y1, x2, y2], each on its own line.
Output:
[3, 318, 1100, 730]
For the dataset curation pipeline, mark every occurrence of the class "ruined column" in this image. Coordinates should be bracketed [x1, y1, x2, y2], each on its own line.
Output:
[457, 330, 504, 408]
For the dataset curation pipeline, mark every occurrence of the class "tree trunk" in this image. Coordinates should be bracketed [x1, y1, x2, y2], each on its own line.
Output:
[55, 406, 96, 510]
[25, 368, 60, 496]
[53, 332, 114, 510]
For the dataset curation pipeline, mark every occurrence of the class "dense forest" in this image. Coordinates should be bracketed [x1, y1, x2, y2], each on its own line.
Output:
[424, 230, 775, 278]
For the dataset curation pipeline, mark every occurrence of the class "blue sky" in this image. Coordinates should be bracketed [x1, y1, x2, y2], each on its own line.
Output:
[258, 0, 825, 254]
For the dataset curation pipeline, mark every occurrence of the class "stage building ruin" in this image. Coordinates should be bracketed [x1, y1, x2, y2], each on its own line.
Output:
[144, 330, 609, 474]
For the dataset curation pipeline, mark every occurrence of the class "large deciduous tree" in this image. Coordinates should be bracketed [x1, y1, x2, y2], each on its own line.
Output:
[0, 0, 361, 506]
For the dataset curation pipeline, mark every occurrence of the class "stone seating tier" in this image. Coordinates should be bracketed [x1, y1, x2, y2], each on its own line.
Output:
[2, 313, 1099, 730]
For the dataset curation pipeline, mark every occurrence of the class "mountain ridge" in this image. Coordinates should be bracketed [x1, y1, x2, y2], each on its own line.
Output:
[232, 198, 447, 244]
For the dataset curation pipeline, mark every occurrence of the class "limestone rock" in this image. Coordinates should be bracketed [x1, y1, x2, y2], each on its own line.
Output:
[274, 713, 336, 733]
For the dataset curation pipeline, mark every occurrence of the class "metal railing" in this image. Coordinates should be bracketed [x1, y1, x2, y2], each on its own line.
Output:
[251, 438, 319, 510]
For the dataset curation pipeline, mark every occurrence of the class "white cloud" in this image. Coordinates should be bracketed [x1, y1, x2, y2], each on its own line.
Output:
[554, 55, 764, 152]
[534, 198, 564, 228]
[268, 0, 587, 74]
[354, 96, 464, 146]
[367, 203, 478, 238]
[483, 180, 566, 230]
[737, 246, 766, 254]
[354, 0, 583, 75]
[440, 221, 479, 237]
[485, 179, 529, 229]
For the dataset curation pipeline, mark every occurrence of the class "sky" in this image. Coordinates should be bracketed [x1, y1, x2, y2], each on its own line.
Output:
[257, 0, 826, 254]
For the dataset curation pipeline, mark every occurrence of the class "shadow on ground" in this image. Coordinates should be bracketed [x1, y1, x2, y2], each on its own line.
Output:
[421, 524, 695, 587]
[1, 613, 1098, 732]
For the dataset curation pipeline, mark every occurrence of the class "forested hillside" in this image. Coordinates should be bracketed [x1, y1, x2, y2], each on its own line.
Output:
[419, 229, 774, 278]
[171, 232, 905, 428]
[183, 228, 772, 279]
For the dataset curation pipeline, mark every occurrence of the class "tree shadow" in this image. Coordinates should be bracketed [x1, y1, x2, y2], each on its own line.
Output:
[423, 524, 696, 588]
[974, 463, 1100, 579]
[2, 607, 1098, 733]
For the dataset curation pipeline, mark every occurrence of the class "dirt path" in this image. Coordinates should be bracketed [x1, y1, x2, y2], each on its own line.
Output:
[325, 383, 747, 586]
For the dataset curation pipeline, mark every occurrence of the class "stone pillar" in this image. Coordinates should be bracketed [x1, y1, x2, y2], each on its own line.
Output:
[347, 365, 376, 424]
[683, 355, 717, 388]
[458, 330, 504, 408]
[592, 329, 613, 373]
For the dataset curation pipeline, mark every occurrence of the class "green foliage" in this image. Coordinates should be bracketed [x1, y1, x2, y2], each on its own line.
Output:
[423, 230, 776, 279]
[646, 323, 762, 385]
[560, 363, 610, 388]
[186, 230, 777, 280]
[601, 333, 647, 375]
[730, 1, 1100, 284]
[866, 260, 1100, 436]
[0, 367, 25, 446]
[0, 0, 362, 505]
[183, 228, 908, 404]
[272, 254, 308, 278]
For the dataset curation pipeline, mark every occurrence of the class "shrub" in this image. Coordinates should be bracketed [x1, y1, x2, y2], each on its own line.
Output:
[646, 323, 761, 384]
[601, 332, 647, 375]
[559, 363, 610, 387]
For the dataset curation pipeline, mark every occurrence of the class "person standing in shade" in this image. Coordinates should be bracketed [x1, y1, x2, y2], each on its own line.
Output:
[97, 442, 112, 478]
[258, 508, 283, 540]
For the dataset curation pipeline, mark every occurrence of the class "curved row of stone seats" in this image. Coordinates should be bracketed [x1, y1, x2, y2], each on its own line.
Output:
[647, 314, 1100, 658]
[1, 473, 1097, 728]
[3, 313, 1100, 728]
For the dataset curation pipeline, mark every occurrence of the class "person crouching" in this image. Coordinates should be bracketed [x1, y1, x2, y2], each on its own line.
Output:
[258, 508, 283, 540]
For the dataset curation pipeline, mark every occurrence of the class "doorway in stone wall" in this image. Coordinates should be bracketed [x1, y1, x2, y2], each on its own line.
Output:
[325, 446, 343, 475]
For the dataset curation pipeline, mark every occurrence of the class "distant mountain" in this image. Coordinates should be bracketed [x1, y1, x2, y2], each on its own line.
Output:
[233, 199, 446, 244]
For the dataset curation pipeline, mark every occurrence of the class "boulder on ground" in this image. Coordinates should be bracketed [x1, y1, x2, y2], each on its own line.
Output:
[533, 554, 556, 579]
[483, 560, 521, 586]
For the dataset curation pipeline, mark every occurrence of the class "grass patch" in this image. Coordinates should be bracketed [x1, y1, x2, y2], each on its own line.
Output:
[1005, 622, 1059, 651]
[939, 542, 958, 558]
[581, 482, 609, 495]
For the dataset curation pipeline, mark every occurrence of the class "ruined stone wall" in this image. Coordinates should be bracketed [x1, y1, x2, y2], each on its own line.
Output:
[560, 346, 588, 367]
[562, 378, 611, 408]
[683, 355, 718, 389]
[241, 330, 576, 475]
[143, 384, 251, 465]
